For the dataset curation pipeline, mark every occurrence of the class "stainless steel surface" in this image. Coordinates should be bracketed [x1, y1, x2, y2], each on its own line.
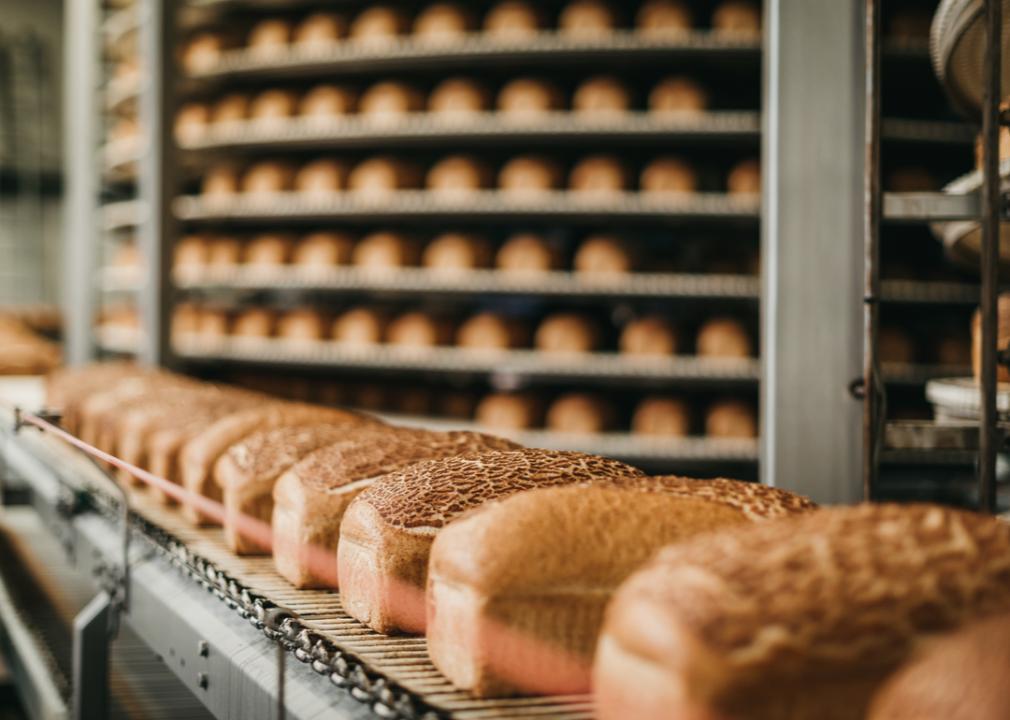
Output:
[883, 191, 981, 221]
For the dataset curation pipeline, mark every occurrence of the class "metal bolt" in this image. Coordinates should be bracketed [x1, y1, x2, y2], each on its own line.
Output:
[197, 672, 208, 690]
[198, 640, 208, 658]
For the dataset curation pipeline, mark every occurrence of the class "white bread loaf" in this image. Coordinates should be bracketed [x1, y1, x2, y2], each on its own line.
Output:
[483, 0, 542, 38]
[46, 363, 153, 435]
[337, 449, 644, 634]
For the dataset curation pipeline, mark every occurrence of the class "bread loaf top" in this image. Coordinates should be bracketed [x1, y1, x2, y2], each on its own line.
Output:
[290, 428, 521, 493]
[648, 476, 816, 519]
[353, 449, 643, 533]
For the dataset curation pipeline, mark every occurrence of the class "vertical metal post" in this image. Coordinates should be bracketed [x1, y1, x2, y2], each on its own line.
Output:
[761, 0, 866, 503]
[72, 591, 111, 720]
[62, 0, 99, 365]
[863, 0, 883, 501]
[979, 0, 1003, 513]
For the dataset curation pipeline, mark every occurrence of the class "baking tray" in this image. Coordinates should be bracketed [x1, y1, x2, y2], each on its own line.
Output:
[930, 159, 1010, 273]
[931, 0, 1010, 117]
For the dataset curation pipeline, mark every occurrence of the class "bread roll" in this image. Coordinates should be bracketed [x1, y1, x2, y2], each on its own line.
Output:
[711, 0, 762, 37]
[574, 234, 634, 274]
[483, 0, 542, 38]
[348, 156, 421, 195]
[867, 613, 1010, 720]
[201, 163, 241, 197]
[338, 449, 644, 633]
[594, 503, 1010, 720]
[231, 308, 276, 338]
[210, 93, 250, 125]
[727, 158, 761, 195]
[496, 233, 559, 272]
[413, 3, 474, 41]
[636, 0, 692, 36]
[349, 6, 408, 43]
[352, 231, 420, 268]
[422, 232, 493, 270]
[247, 18, 291, 56]
[273, 428, 518, 588]
[546, 393, 613, 433]
[429, 479, 813, 696]
[294, 158, 349, 195]
[292, 231, 354, 269]
[174, 234, 209, 270]
[535, 313, 599, 353]
[386, 311, 452, 347]
[632, 396, 690, 435]
[498, 155, 563, 195]
[332, 307, 387, 346]
[475, 392, 541, 430]
[649, 76, 708, 114]
[428, 78, 490, 115]
[640, 156, 698, 195]
[241, 160, 296, 194]
[496, 78, 563, 116]
[705, 398, 757, 438]
[696, 317, 752, 357]
[569, 155, 629, 194]
[249, 88, 298, 123]
[878, 326, 916, 365]
[293, 12, 345, 47]
[183, 32, 228, 74]
[298, 84, 357, 119]
[620, 316, 677, 355]
[244, 233, 293, 267]
[197, 308, 230, 340]
[572, 76, 631, 115]
[174, 102, 210, 144]
[456, 312, 527, 350]
[277, 309, 327, 342]
[558, 0, 618, 37]
[972, 295, 1010, 382]
[171, 303, 201, 340]
[207, 236, 242, 268]
[359, 81, 424, 120]
[426, 155, 492, 196]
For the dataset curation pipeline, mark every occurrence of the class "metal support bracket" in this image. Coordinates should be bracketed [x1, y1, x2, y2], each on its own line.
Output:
[72, 591, 111, 720]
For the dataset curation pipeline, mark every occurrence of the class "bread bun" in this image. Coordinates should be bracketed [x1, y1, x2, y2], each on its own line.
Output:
[558, 0, 618, 37]
[174, 102, 210, 144]
[620, 316, 677, 355]
[171, 303, 201, 339]
[498, 155, 563, 195]
[244, 233, 293, 267]
[483, 1, 542, 38]
[574, 234, 634, 274]
[423, 232, 493, 270]
[712, 0, 762, 37]
[174, 234, 210, 270]
[879, 326, 917, 364]
[546, 393, 613, 433]
[359, 81, 424, 120]
[298, 84, 357, 119]
[202, 163, 241, 197]
[727, 158, 761, 195]
[456, 312, 527, 350]
[183, 32, 228, 74]
[475, 392, 541, 429]
[426, 155, 492, 195]
[197, 307, 231, 339]
[573, 76, 631, 115]
[496, 233, 559, 272]
[387, 311, 452, 347]
[705, 398, 757, 438]
[207, 236, 242, 267]
[535, 312, 599, 353]
[696, 317, 752, 357]
[292, 232, 354, 268]
[210, 93, 250, 125]
[249, 89, 298, 123]
[294, 158, 349, 195]
[348, 156, 421, 195]
[569, 155, 629, 194]
[349, 6, 408, 43]
[640, 156, 698, 195]
[293, 12, 345, 47]
[496, 78, 563, 116]
[247, 18, 292, 56]
[636, 0, 693, 36]
[428, 78, 490, 115]
[231, 308, 276, 338]
[277, 309, 327, 342]
[649, 76, 708, 114]
[332, 307, 387, 346]
[414, 3, 474, 41]
[632, 396, 690, 436]
[353, 231, 419, 269]
[241, 160, 296, 194]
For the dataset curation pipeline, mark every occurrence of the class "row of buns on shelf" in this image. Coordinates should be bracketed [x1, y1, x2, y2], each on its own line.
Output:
[44, 363, 1010, 716]
[183, 0, 762, 72]
[198, 153, 760, 197]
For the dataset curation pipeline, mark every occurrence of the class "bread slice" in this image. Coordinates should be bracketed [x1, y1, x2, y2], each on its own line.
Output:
[593, 503, 1010, 720]
[427, 478, 815, 697]
[215, 422, 371, 554]
[178, 403, 374, 526]
[337, 449, 643, 635]
[273, 428, 520, 589]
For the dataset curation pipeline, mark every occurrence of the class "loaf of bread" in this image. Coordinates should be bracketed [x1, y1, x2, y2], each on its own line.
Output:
[535, 312, 599, 353]
[705, 398, 757, 438]
[632, 396, 690, 436]
[649, 76, 708, 114]
[474, 392, 541, 430]
[569, 155, 629, 194]
[338, 449, 644, 633]
[182, 32, 229, 74]
[972, 294, 1010, 383]
[496, 233, 559, 272]
[573, 235, 633, 274]
[546, 393, 613, 433]
[299, 84, 357, 119]
[428, 78, 489, 115]
[332, 307, 387, 346]
[250, 88, 298, 123]
[428, 478, 814, 696]
[573, 76, 631, 115]
[426, 155, 492, 195]
[174, 234, 209, 271]
[244, 233, 293, 267]
[640, 156, 698, 195]
[558, 0, 618, 37]
[247, 18, 291, 56]
[594, 503, 1010, 720]
[620, 316, 677, 355]
[359, 81, 424, 120]
[498, 155, 563, 195]
[413, 3, 474, 41]
[712, 0, 761, 37]
[348, 156, 421, 195]
[727, 158, 761, 195]
[483, 0, 542, 38]
[277, 309, 327, 342]
[241, 160, 296, 195]
[293, 12, 345, 47]
[171, 303, 201, 342]
[422, 232, 493, 270]
[211, 93, 250, 125]
[352, 231, 420, 268]
[387, 311, 453, 347]
[636, 0, 693, 36]
[456, 312, 527, 350]
[202, 163, 241, 197]
[292, 231, 354, 269]
[273, 427, 518, 588]
[47, 363, 153, 434]
[879, 326, 917, 365]
[174, 102, 210, 144]
[294, 158, 349, 195]
[496, 79, 563, 117]
[349, 5, 409, 43]
[696, 317, 752, 357]
[231, 308, 276, 339]
[208, 236, 243, 267]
